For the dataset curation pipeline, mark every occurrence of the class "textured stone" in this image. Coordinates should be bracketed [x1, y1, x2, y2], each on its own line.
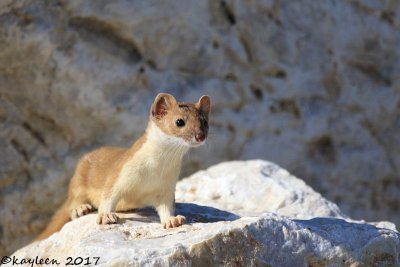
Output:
[176, 160, 346, 219]
[1, 0, 400, 256]
[8, 161, 400, 266]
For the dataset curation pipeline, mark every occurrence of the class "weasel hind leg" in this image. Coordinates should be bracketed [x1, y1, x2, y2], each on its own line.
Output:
[70, 203, 94, 220]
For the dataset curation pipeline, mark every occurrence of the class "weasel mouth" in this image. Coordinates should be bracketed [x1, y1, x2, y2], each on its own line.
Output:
[189, 142, 205, 147]
[187, 136, 206, 147]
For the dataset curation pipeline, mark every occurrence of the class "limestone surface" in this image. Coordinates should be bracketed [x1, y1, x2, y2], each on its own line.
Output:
[8, 161, 400, 266]
[1, 0, 400, 256]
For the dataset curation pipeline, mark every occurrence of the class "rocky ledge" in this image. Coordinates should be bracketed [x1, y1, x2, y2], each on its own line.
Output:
[8, 161, 400, 266]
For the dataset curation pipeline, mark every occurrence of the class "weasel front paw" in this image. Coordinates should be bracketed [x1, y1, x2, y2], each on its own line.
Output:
[162, 215, 185, 229]
[96, 213, 119, 225]
[71, 204, 93, 219]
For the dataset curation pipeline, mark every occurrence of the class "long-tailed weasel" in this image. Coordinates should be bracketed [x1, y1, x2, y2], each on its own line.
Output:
[36, 93, 210, 240]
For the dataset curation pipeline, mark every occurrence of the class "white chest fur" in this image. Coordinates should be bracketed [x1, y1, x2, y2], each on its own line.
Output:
[114, 122, 189, 208]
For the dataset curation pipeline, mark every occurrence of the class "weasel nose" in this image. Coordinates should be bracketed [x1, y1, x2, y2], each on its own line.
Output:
[195, 133, 206, 142]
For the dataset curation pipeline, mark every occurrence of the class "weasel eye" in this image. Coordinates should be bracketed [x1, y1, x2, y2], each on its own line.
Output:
[176, 119, 185, 127]
[204, 120, 208, 128]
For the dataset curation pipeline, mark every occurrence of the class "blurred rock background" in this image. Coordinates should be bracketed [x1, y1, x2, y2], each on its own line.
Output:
[0, 0, 399, 255]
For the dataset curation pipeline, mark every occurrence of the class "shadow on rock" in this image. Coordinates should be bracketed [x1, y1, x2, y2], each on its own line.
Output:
[176, 202, 240, 223]
[118, 203, 240, 224]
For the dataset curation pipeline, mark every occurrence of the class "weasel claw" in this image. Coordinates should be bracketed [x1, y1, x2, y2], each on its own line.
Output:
[71, 204, 93, 220]
[97, 213, 119, 225]
[162, 215, 185, 229]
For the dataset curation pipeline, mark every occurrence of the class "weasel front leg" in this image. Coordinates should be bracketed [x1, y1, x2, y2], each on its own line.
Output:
[97, 189, 119, 225]
[156, 194, 185, 229]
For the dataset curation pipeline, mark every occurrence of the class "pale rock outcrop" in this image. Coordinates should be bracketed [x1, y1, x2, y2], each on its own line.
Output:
[8, 161, 400, 266]
[1, 0, 400, 255]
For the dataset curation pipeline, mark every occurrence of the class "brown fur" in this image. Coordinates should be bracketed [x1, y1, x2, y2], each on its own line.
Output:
[36, 93, 210, 240]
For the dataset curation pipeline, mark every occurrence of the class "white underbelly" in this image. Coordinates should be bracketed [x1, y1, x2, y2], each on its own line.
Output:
[114, 156, 181, 209]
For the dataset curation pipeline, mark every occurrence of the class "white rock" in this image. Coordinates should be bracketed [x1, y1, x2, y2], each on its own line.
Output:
[176, 160, 346, 219]
[8, 161, 400, 266]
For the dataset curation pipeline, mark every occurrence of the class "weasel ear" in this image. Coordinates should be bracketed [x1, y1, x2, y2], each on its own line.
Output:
[196, 95, 211, 116]
[151, 93, 177, 119]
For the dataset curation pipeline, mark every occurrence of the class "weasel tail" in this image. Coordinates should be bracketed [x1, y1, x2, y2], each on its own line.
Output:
[36, 201, 70, 240]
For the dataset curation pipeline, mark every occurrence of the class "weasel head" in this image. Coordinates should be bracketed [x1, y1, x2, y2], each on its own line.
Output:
[149, 93, 211, 148]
